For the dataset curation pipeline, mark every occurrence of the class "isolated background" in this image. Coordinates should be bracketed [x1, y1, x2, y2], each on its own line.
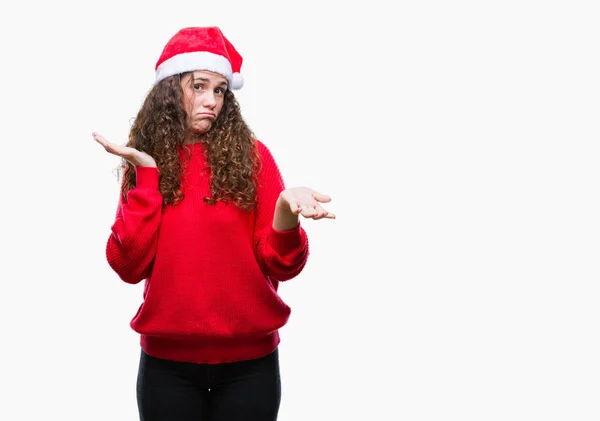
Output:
[1, 1, 599, 420]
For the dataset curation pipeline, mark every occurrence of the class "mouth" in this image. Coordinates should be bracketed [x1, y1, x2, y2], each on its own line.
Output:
[197, 112, 216, 118]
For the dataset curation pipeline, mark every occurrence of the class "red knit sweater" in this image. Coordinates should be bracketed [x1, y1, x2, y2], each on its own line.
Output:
[105, 140, 309, 364]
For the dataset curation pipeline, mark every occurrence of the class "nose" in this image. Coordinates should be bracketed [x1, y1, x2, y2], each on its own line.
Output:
[201, 91, 217, 109]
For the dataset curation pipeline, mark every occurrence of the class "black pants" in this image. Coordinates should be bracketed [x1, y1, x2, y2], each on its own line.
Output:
[136, 348, 281, 421]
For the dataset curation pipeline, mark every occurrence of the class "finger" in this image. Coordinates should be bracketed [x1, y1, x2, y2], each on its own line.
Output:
[314, 213, 336, 220]
[92, 132, 109, 146]
[311, 191, 332, 203]
[93, 132, 117, 152]
[313, 203, 336, 219]
[93, 133, 132, 158]
[317, 210, 337, 220]
[92, 132, 104, 146]
[300, 205, 317, 218]
[311, 204, 329, 219]
[288, 200, 302, 215]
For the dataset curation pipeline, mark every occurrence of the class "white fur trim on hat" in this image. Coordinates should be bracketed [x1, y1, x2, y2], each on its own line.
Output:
[155, 51, 234, 87]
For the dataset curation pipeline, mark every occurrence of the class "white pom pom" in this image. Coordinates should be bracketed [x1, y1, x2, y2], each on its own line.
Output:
[231, 72, 244, 90]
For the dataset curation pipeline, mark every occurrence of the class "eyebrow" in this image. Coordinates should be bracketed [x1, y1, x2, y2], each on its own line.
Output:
[193, 76, 228, 87]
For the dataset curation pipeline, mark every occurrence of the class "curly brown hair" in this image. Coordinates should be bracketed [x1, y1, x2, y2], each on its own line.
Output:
[116, 73, 261, 212]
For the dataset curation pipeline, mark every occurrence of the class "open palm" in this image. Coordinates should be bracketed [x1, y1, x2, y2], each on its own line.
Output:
[278, 187, 336, 220]
[93, 132, 157, 167]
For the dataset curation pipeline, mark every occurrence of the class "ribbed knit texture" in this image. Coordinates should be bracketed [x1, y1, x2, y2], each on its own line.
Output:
[105, 140, 309, 363]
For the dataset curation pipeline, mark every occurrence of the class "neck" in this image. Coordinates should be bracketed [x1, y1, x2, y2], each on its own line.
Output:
[184, 132, 206, 145]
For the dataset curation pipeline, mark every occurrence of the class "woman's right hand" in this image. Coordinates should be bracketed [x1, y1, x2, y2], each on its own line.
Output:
[93, 132, 157, 167]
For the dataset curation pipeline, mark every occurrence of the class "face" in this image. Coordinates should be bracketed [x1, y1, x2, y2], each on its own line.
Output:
[180, 70, 228, 134]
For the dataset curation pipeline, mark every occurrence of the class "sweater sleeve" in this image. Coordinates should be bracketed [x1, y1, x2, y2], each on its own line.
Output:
[106, 166, 163, 284]
[253, 140, 309, 281]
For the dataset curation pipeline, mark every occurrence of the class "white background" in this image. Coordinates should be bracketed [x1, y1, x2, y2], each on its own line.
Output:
[1, 0, 599, 420]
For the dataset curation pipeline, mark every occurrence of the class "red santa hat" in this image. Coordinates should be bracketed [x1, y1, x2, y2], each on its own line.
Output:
[154, 27, 244, 90]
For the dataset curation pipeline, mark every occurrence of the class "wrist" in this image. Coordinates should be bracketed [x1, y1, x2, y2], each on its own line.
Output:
[273, 197, 299, 232]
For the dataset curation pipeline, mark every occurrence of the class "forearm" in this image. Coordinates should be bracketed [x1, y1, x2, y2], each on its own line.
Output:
[107, 167, 163, 284]
[253, 140, 309, 280]
[272, 197, 299, 232]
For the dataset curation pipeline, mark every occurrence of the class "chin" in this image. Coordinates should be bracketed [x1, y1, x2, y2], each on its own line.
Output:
[192, 124, 211, 135]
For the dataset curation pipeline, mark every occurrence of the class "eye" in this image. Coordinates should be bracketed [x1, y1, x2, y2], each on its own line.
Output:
[215, 87, 226, 95]
[193, 83, 203, 91]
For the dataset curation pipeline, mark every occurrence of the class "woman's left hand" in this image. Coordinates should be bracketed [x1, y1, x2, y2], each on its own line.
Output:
[277, 187, 336, 220]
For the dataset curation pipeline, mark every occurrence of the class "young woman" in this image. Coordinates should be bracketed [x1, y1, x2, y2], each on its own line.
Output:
[93, 26, 335, 420]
